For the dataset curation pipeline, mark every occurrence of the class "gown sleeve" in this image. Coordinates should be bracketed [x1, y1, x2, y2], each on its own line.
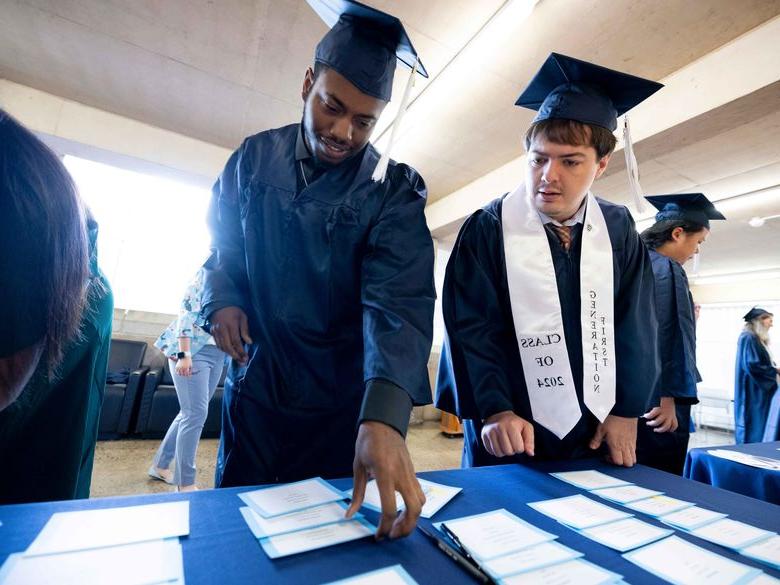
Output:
[610, 210, 659, 417]
[200, 146, 252, 323]
[360, 167, 436, 406]
[437, 208, 517, 420]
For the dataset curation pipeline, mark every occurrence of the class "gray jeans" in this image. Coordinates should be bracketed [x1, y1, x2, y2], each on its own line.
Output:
[152, 344, 225, 486]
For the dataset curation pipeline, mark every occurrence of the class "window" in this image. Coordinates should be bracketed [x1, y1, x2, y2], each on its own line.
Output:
[64, 156, 212, 314]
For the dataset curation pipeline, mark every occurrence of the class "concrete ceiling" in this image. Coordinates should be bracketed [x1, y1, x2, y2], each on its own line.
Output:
[1, 0, 779, 280]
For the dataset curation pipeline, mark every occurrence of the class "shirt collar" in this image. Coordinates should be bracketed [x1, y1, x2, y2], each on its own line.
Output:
[537, 195, 588, 227]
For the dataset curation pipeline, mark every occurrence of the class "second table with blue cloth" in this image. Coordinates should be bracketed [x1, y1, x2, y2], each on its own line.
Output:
[2, 459, 779, 584]
[684, 440, 780, 504]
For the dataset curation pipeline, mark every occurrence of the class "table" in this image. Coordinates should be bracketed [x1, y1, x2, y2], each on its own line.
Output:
[2, 459, 778, 584]
[684, 441, 780, 504]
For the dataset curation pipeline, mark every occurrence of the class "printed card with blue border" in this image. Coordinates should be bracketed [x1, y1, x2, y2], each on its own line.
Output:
[623, 536, 763, 585]
[239, 501, 358, 539]
[577, 517, 673, 552]
[499, 558, 623, 585]
[323, 564, 419, 585]
[739, 535, 780, 570]
[550, 470, 631, 490]
[481, 541, 583, 579]
[258, 517, 375, 559]
[239, 477, 347, 518]
[434, 509, 557, 562]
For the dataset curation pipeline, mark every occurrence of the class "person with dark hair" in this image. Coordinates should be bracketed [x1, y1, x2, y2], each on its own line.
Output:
[0, 109, 113, 503]
[436, 53, 661, 468]
[200, 1, 434, 539]
[636, 194, 725, 474]
[735, 307, 779, 444]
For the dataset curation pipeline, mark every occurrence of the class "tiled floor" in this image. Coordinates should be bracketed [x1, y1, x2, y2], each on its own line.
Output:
[89, 421, 735, 498]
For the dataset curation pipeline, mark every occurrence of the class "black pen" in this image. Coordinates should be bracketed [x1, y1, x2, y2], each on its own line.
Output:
[417, 525, 496, 584]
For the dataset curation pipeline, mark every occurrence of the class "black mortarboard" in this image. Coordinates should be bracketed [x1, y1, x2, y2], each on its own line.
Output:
[515, 53, 663, 132]
[307, 0, 428, 102]
[744, 307, 773, 322]
[645, 193, 726, 229]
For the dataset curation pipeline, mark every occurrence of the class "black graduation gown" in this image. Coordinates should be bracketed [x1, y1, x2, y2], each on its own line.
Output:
[202, 124, 435, 486]
[636, 250, 700, 475]
[435, 195, 658, 467]
[734, 331, 778, 444]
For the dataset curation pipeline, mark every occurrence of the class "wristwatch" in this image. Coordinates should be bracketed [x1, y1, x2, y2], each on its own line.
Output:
[176, 351, 192, 359]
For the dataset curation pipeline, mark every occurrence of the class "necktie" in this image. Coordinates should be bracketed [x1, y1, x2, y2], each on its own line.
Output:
[548, 223, 572, 251]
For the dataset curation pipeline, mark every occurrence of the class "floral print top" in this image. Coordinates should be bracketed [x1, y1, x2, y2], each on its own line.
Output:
[154, 268, 215, 358]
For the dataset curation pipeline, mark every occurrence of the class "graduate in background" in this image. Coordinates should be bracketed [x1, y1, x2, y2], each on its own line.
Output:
[200, 0, 434, 538]
[735, 307, 779, 443]
[436, 53, 661, 468]
[637, 194, 725, 475]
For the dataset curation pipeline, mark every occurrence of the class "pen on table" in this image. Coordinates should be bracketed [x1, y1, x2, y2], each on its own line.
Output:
[417, 525, 496, 584]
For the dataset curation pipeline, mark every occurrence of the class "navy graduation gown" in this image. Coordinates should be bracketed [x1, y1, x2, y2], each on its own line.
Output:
[636, 250, 700, 475]
[435, 195, 658, 466]
[734, 331, 778, 444]
[202, 124, 435, 486]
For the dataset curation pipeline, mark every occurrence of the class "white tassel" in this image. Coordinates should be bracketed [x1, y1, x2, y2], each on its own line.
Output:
[623, 116, 646, 214]
[372, 60, 418, 183]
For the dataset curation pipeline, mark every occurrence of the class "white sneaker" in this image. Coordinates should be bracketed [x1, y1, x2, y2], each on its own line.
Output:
[147, 466, 174, 485]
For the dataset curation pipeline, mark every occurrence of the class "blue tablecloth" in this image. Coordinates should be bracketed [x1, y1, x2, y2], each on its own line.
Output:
[1, 459, 778, 584]
[684, 441, 780, 504]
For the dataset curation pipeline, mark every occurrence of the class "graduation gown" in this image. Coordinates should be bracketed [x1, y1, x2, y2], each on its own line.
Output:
[435, 195, 658, 466]
[636, 250, 700, 475]
[202, 124, 435, 486]
[0, 220, 113, 503]
[734, 331, 778, 444]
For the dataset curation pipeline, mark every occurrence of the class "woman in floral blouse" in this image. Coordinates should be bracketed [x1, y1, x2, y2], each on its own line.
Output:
[148, 268, 226, 491]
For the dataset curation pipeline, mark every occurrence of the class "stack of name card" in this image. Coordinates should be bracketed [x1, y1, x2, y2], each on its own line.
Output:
[546, 469, 780, 582]
[238, 478, 375, 559]
[346, 478, 462, 519]
[324, 564, 419, 585]
[0, 501, 190, 585]
[435, 509, 622, 584]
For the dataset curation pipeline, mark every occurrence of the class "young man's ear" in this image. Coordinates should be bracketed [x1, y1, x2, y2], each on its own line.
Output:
[594, 154, 611, 179]
[301, 67, 315, 102]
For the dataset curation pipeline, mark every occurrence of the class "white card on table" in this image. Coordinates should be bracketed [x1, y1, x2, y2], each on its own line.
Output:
[482, 541, 582, 579]
[624, 495, 694, 517]
[740, 535, 780, 570]
[239, 502, 357, 539]
[438, 509, 557, 562]
[25, 501, 189, 556]
[240, 477, 346, 518]
[708, 450, 780, 471]
[347, 478, 462, 519]
[324, 564, 419, 584]
[499, 558, 622, 585]
[744, 573, 780, 585]
[659, 506, 727, 531]
[549, 470, 631, 490]
[528, 495, 632, 530]
[689, 518, 775, 550]
[579, 517, 673, 552]
[623, 536, 762, 585]
[590, 485, 664, 504]
[259, 518, 374, 559]
[0, 538, 183, 585]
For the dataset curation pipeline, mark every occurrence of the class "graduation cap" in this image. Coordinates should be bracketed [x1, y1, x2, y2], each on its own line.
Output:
[743, 307, 773, 322]
[645, 193, 727, 229]
[307, 0, 428, 181]
[515, 52, 662, 132]
[516, 53, 663, 211]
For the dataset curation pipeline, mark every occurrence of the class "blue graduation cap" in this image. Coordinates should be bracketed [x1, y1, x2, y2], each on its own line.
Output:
[645, 193, 726, 229]
[308, 0, 428, 102]
[743, 307, 773, 322]
[515, 53, 663, 132]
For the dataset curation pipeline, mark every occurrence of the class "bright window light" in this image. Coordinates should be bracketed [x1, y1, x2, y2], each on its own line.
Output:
[64, 155, 213, 314]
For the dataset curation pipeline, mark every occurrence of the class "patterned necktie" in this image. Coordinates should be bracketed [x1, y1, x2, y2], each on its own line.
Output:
[548, 223, 572, 251]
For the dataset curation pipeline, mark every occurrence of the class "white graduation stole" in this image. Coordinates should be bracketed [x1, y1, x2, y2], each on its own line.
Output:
[501, 185, 616, 439]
